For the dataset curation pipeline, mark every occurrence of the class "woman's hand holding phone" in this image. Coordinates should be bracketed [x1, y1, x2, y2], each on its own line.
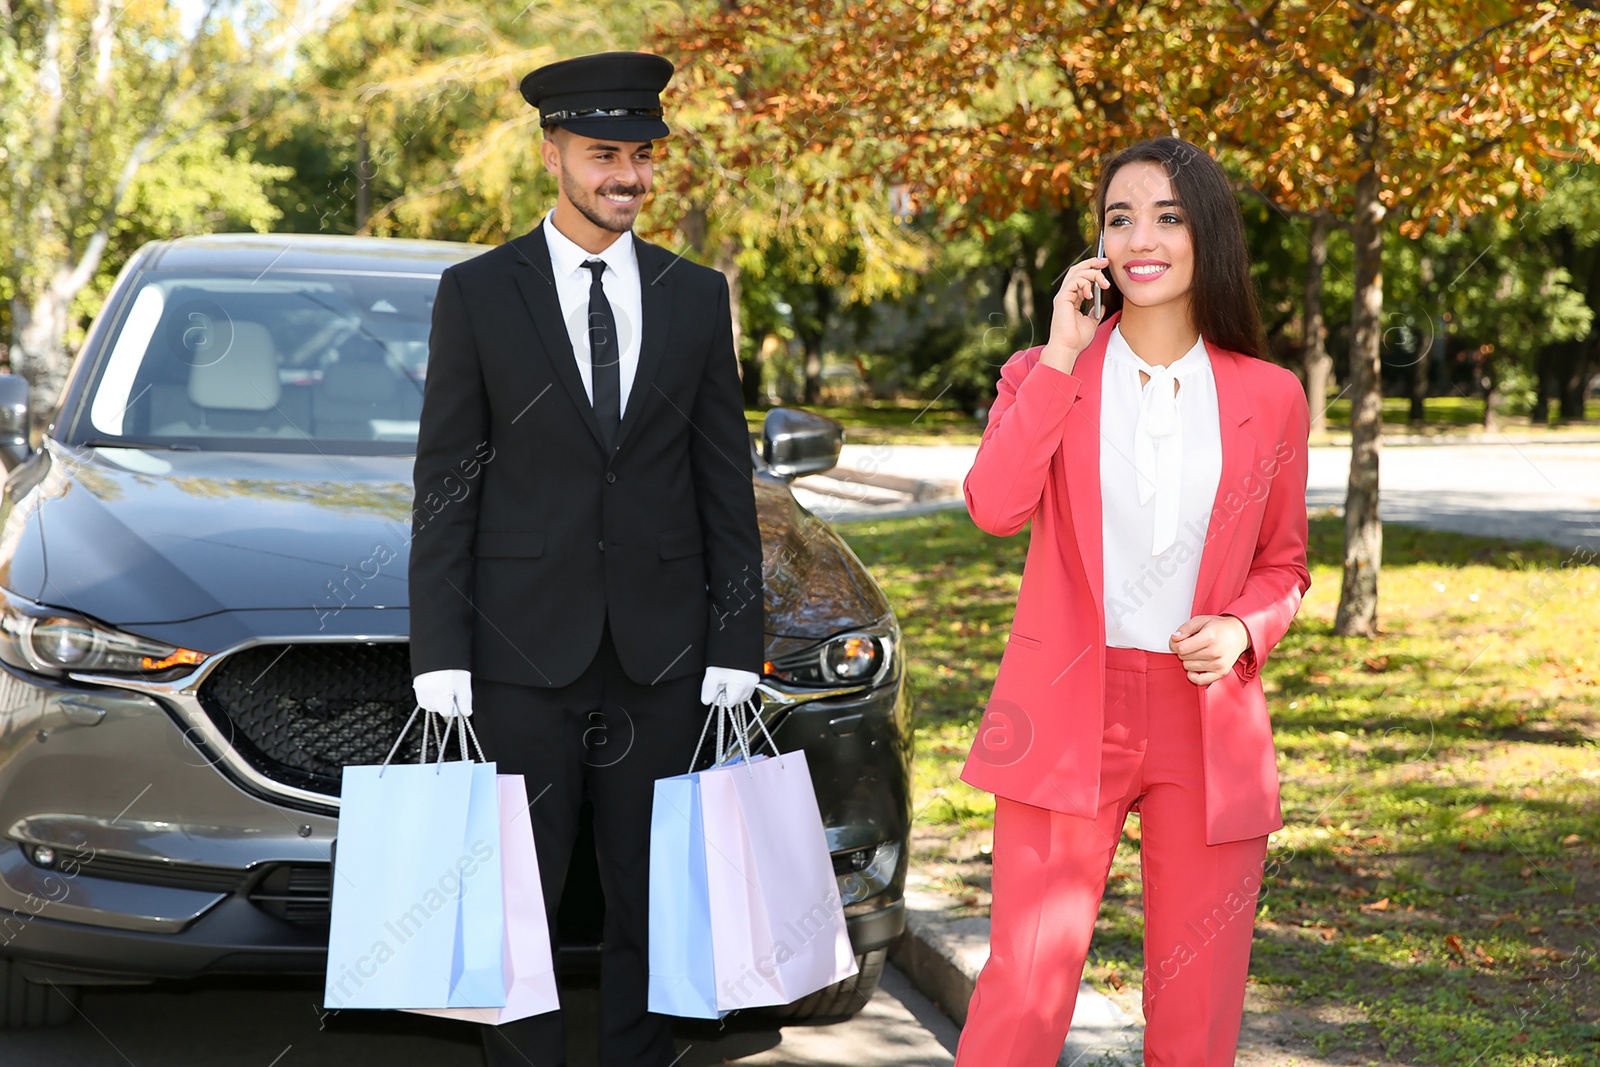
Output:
[1038, 256, 1110, 375]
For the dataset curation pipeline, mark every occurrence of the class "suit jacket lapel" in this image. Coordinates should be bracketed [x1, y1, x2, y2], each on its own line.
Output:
[613, 240, 675, 456]
[1191, 342, 1258, 615]
[507, 226, 608, 453]
[1062, 313, 1118, 624]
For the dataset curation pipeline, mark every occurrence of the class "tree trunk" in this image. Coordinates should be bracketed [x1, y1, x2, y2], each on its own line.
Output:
[1563, 342, 1594, 422]
[1334, 165, 1385, 638]
[715, 243, 761, 407]
[1482, 357, 1501, 431]
[1560, 240, 1600, 421]
[1408, 343, 1429, 424]
[9, 285, 75, 427]
[355, 122, 371, 232]
[1408, 256, 1434, 425]
[1303, 213, 1332, 437]
[8, 227, 109, 426]
[1531, 346, 1552, 426]
[799, 284, 831, 406]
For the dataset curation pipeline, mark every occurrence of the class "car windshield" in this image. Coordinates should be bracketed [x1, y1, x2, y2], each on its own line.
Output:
[69, 269, 440, 455]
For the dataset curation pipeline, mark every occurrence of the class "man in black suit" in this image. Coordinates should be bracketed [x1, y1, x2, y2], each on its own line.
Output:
[407, 51, 765, 1067]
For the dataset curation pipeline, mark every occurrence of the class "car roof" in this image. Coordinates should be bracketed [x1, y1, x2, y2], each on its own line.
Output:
[144, 233, 491, 275]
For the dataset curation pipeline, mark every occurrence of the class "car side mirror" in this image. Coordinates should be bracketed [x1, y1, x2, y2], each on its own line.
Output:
[0, 374, 32, 470]
[762, 407, 842, 480]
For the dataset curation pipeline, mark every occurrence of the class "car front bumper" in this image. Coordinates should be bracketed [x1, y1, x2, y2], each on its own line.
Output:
[0, 655, 910, 985]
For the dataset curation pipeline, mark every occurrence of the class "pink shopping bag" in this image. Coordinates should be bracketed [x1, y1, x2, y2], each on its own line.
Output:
[410, 774, 559, 1024]
[699, 750, 857, 1011]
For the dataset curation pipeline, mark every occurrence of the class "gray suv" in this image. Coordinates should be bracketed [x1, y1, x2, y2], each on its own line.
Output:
[0, 234, 910, 1029]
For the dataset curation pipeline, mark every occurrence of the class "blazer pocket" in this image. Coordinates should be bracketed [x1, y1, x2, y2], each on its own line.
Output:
[1008, 631, 1042, 650]
[473, 530, 545, 558]
[658, 525, 704, 560]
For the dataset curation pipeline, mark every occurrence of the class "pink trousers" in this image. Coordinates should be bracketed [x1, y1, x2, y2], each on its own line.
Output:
[954, 647, 1269, 1067]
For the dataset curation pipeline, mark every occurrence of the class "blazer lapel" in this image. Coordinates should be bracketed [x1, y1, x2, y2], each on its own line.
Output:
[1191, 342, 1259, 615]
[1061, 312, 1119, 623]
[507, 226, 608, 453]
[613, 240, 675, 456]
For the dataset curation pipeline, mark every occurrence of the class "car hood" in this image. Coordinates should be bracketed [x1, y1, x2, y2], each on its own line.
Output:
[1, 444, 884, 641]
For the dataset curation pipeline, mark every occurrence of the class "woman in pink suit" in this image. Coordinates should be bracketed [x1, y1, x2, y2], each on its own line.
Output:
[954, 137, 1311, 1067]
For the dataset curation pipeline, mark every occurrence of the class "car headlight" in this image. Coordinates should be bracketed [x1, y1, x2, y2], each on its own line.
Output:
[0, 593, 206, 678]
[763, 625, 896, 688]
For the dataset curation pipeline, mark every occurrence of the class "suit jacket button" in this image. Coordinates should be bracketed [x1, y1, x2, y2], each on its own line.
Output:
[598, 540, 605, 552]
[606, 472, 617, 483]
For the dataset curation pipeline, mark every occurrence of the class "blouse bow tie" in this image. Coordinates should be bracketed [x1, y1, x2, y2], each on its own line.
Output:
[1120, 346, 1200, 556]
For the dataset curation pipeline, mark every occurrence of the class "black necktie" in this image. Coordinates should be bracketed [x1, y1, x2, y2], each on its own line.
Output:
[583, 259, 620, 453]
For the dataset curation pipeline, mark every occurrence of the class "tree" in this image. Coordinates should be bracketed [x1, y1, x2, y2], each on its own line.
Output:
[257, 0, 933, 406]
[0, 0, 293, 420]
[1167, 1, 1600, 635]
[718, 1, 1600, 635]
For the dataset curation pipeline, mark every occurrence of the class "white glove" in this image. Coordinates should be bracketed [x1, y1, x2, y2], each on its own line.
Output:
[700, 666, 760, 707]
[413, 669, 473, 719]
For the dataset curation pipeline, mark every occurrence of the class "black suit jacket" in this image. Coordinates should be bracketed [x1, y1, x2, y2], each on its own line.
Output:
[408, 226, 764, 688]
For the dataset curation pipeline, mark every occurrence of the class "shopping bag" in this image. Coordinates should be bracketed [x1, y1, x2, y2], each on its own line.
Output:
[647, 768, 723, 1019]
[699, 747, 857, 1010]
[324, 709, 507, 1011]
[412, 774, 560, 1023]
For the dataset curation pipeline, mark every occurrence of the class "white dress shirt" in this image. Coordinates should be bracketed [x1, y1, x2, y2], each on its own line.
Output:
[1100, 325, 1223, 651]
[542, 211, 643, 413]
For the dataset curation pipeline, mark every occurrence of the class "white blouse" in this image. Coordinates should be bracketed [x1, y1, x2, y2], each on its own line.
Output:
[1099, 326, 1223, 651]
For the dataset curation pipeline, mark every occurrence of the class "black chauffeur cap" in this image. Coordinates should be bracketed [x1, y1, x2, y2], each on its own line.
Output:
[520, 51, 674, 142]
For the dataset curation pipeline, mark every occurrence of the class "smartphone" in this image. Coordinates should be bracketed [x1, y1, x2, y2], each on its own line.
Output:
[1093, 233, 1105, 318]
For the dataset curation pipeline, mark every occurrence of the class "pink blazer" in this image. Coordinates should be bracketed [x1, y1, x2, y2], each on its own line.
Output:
[959, 311, 1311, 844]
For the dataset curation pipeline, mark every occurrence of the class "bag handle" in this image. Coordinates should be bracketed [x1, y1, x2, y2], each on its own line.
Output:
[686, 687, 782, 775]
[380, 703, 488, 777]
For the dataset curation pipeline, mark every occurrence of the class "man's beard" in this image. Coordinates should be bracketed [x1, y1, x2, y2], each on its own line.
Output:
[561, 163, 646, 234]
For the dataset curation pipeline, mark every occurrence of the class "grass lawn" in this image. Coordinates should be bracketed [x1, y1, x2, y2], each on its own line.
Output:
[1321, 396, 1600, 433]
[747, 400, 986, 446]
[839, 509, 1600, 1066]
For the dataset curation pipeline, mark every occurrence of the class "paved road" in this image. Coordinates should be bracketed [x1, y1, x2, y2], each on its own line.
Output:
[807, 440, 1600, 552]
[1304, 441, 1600, 552]
[0, 966, 959, 1067]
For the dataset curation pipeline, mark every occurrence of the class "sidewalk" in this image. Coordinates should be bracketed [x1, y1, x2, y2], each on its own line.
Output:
[889, 876, 1141, 1066]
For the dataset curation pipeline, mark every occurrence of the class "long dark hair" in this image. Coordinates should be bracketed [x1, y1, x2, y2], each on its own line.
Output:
[1090, 137, 1267, 361]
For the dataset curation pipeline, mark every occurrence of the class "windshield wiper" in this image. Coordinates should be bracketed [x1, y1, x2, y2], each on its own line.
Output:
[76, 439, 201, 451]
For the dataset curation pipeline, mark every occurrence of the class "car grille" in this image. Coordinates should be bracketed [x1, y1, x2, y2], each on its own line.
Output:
[195, 643, 422, 796]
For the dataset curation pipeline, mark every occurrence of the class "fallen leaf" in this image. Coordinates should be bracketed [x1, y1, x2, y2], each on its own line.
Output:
[1445, 934, 1467, 959]
[1561, 833, 1582, 846]
[1360, 897, 1391, 912]
[1107, 972, 1124, 991]
[1461, 804, 1489, 819]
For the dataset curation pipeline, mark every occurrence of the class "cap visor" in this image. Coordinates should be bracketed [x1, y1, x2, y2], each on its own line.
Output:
[553, 116, 670, 142]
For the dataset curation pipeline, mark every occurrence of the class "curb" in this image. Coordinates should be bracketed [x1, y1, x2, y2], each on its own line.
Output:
[889, 878, 1142, 1065]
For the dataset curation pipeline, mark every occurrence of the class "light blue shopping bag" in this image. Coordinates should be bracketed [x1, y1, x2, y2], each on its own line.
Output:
[324, 709, 506, 1011]
[647, 768, 724, 1019]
